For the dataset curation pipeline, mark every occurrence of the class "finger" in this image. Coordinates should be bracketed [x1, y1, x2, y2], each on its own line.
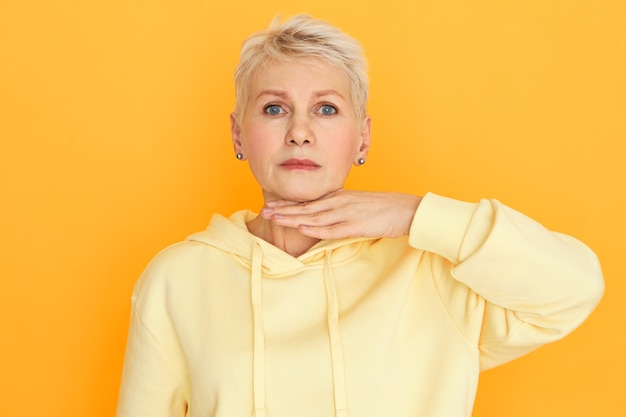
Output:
[260, 200, 303, 219]
[297, 222, 360, 240]
[264, 199, 303, 208]
[265, 189, 346, 211]
[263, 200, 346, 220]
[267, 209, 344, 229]
[261, 201, 320, 217]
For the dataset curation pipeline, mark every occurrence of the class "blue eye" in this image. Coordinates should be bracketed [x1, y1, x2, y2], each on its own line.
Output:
[264, 104, 283, 115]
[318, 105, 337, 116]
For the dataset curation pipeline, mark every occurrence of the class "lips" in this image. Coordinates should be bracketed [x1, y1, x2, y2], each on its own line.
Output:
[279, 158, 321, 170]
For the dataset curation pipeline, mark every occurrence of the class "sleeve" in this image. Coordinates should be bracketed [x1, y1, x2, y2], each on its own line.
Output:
[116, 263, 190, 417]
[408, 192, 604, 370]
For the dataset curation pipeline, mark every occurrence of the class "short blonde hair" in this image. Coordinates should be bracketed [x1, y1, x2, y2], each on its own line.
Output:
[233, 15, 369, 124]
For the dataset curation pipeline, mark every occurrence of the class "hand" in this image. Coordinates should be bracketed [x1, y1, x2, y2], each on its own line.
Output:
[260, 190, 422, 240]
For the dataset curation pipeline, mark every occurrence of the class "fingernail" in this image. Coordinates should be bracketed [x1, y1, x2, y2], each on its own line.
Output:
[261, 208, 273, 214]
[265, 201, 278, 207]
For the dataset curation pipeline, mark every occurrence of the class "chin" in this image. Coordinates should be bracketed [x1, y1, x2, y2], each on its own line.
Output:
[267, 187, 336, 203]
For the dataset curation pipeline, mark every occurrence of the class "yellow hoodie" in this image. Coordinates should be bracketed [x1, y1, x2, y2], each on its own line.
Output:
[117, 193, 604, 417]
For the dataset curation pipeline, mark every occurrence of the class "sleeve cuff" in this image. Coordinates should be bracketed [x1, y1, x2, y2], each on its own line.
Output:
[408, 192, 479, 264]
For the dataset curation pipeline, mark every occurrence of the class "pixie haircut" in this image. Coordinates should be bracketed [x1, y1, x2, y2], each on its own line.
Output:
[233, 15, 369, 124]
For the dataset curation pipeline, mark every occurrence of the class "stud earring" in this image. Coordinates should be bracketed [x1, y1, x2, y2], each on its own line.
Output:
[358, 158, 365, 165]
[236, 153, 243, 160]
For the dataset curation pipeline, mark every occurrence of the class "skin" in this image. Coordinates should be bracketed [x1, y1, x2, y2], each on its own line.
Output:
[231, 58, 421, 257]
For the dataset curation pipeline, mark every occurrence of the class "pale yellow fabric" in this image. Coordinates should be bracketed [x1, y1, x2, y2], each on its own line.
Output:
[117, 193, 604, 417]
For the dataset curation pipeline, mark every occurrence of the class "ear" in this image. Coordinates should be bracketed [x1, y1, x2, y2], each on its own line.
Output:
[230, 112, 245, 158]
[355, 116, 371, 162]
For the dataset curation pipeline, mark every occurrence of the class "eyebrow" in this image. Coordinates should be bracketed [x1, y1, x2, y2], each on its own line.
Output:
[314, 89, 345, 99]
[255, 89, 345, 100]
[256, 90, 289, 100]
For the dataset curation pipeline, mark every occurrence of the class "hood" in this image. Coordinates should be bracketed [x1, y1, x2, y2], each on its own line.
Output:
[186, 210, 371, 417]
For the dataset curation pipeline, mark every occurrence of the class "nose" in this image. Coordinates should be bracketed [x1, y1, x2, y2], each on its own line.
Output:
[288, 136, 311, 146]
[285, 113, 315, 146]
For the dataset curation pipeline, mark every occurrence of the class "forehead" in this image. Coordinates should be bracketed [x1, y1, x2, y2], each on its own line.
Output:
[248, 58, 351, 99]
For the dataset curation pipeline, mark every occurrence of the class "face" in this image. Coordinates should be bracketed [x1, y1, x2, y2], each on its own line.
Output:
[231, 58, 371, 203]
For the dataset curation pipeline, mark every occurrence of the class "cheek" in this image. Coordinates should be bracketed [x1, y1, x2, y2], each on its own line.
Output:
[333, 131, 361, 159]
[243, 132, 275, 177]
[246, 144, 270, 175]
[242, 120, 280, 149]
[242, 126, 269, 154]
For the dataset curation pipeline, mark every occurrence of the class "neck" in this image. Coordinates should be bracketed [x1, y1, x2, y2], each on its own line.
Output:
[246, 215, 320, 258]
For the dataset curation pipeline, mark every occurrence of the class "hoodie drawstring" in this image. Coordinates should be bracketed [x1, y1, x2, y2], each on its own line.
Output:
[324, 250, 350, 417]
[251, 242, 266, 417]
[250, 245, 349, 417]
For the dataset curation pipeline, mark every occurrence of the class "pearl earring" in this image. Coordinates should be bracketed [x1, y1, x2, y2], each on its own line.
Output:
[236, 153, 243, 160]
[358, 158, 365, 165]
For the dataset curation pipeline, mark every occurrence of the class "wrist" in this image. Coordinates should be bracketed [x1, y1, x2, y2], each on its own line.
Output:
[399, 194, 422, 236]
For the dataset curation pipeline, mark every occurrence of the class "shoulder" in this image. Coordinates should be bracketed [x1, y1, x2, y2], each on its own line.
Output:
[145, 240, 210, 274]
[132, 240, 215, 299]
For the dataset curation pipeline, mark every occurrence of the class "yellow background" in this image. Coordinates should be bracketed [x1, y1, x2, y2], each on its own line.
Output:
[1, 0, 624, 416]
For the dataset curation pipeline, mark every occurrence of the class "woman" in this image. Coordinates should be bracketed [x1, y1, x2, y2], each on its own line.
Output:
[117, 15, 604, 417]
